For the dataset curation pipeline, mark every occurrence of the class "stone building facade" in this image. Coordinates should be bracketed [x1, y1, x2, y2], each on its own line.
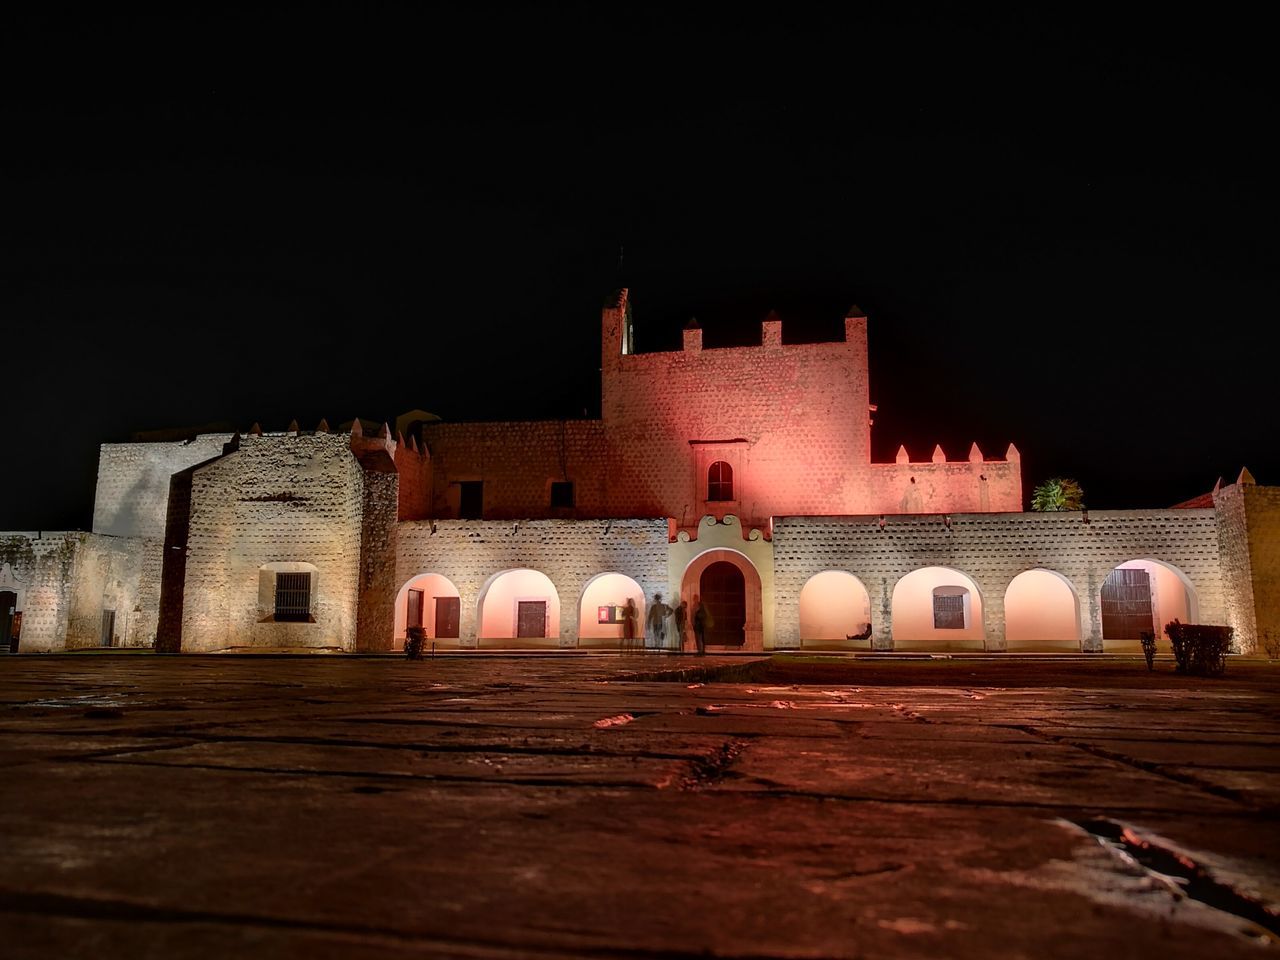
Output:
[2, 291, 1275, 656]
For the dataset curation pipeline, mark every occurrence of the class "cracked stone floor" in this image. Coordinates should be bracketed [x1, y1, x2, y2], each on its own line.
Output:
[2, 654, 1279, 958]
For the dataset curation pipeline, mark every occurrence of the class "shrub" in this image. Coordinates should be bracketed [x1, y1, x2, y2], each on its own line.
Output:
[405, 626, 426, 661]
[1139, 630, 1157, 671]
[1164, 619, 1232, 677]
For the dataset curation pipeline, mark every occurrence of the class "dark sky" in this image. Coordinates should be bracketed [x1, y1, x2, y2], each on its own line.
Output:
[3, 4, 1275, 529]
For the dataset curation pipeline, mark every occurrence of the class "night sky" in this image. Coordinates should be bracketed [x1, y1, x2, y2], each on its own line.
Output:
[3, 5, 1274, 530]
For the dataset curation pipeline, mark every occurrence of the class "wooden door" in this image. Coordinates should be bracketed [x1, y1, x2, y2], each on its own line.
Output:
[407, 589, 424, 629]
[516, 600, 547, 638]
[435, 596, 460, 638]
[700, 561, 745, 646]
[1101, 568, 1154, 639]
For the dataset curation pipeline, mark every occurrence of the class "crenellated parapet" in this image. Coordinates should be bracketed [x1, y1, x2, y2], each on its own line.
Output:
[869, 442, 1022, 514]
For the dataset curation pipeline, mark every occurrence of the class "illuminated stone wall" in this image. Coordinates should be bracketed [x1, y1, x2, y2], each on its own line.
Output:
[421, 420, 608, 520]
[393, 437, 433, 521]
[1, 532, 155, 652]
[92, 435, 232, 538]
[867, 455, 1022, 516]
[1215, 477, 1280, 653]
[421, 291, 1020, 525]
[1242, 484, 1280, 652]
[354, 449, 400, 653]
[1, 533, 78, 652]
[600, 296, 877, 524]
[395, 518, 669, 648]
[180, 434, 365, 652]
[772, 509, 1226, 652]
[63, 534, 156, 649]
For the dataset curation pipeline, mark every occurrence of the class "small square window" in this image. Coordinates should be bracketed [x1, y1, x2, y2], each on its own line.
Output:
[550, 481, 575, 509]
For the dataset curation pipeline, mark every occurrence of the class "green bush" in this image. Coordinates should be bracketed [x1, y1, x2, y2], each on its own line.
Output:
[1165, 619, 1232, 677]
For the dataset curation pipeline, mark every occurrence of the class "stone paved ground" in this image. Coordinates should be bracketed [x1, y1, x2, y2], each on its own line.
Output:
[2, 653, 1279, 958]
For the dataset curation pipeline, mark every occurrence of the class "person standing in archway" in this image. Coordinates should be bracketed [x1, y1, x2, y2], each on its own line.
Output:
[673, 599, 688, 653]
[621, 597, 638, 652]
[646, 592, 670, 652]
[692, 594, 712, 656]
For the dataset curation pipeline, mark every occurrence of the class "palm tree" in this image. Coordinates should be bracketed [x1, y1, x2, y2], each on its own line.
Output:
[1031, 477, 1085, 512]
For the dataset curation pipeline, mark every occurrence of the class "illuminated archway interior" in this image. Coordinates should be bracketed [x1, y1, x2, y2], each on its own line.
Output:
[798, 571, 871, 641]
[478, 569, 560, 640]
[578, 573, 645, 641]
[1102, 559, 1196, 651]
[892, 566, 984, 649]
[394, 573, 461, 644]
[1004, 569, 1080, 651]
[679, 549, 764, 651]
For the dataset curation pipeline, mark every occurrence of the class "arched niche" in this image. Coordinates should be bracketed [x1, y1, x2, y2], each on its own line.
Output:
[891, 566, 985, 650]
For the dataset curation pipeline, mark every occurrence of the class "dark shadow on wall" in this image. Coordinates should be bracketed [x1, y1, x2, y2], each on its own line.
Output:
[155, 443, 236, 653]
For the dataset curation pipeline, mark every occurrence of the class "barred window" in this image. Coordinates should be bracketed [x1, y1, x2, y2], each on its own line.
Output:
[932, 591, 966, 629]
[275, 572, 312, 621]
[708, 461, 734, 501]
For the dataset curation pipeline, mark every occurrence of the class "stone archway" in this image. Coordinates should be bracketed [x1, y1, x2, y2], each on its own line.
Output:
[798, 571, 873, 649]
[891, 566, 985, 651]
[476, 569, 561, 647]
[1100, 559, 1198, 653]
[1004, 568, 1081, 651]
[680, 549, 763, 652]
[394, 573, 462, 649]
[578, 572, 645, 649]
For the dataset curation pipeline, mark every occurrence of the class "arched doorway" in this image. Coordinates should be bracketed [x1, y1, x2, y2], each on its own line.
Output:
[578, 573, 645, 649]
[477, 569, 561, 646]
[891, 566, 985, 651]
[680, 549, 764, 651]
[1101, 559, 1197, 652]
[1004, 569, 1081, 651]
[394, 573, 462, 648]
[1, 590, 16, 654]
[799, 571, 872, 648]
[701, 561, 745, 647]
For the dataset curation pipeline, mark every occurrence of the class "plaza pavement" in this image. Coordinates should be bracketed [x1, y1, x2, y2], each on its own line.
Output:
[2, 653, 1279, 958]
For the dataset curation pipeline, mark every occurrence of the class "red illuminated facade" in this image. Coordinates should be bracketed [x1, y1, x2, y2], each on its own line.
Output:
[417, 290, 1022, 531]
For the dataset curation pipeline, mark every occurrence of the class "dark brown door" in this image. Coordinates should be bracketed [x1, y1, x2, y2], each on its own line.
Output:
[700, 561, 745, 646]
[100, 610, 116, 648]
[407, 589, 424, 629]
[1, 591, 15, 654]
[1101, 568, 1154, 639]
[516, 600, 547, 638]
[435, 596, 460, 638]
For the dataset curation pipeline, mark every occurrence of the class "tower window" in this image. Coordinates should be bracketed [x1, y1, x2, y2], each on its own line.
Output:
[708, 461, 734, 501]
[459, 481, 483, 519]
[550, 481, 575, 508]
